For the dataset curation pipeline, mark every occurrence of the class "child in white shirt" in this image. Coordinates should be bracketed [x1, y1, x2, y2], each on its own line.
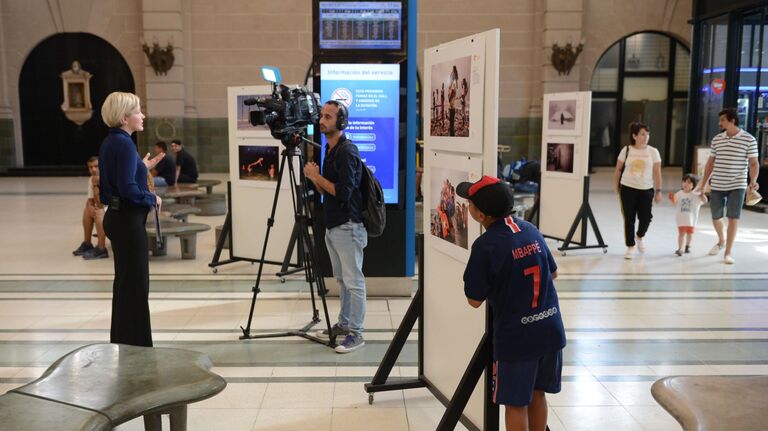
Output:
[668, 174, 708, 256]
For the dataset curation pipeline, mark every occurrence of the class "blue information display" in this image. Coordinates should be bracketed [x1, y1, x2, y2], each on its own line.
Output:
[318, 2, 402, 50]
[320, 63, 400, 204]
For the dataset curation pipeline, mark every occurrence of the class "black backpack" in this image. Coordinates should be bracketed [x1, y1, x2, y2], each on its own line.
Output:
[339, 140, 386, 237]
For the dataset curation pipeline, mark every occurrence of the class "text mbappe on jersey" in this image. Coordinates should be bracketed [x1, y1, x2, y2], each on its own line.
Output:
[512, 241, 542, 260]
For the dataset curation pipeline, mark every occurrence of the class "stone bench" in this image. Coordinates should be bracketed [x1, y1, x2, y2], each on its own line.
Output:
[195, 193, 227, 216]
[0, 343, 226, 431]
[195, 179, 221, 195]
[162, 203, 201, 222]
[652, 376, 768, 430]
[155, 185, 205, 205]
[146, 221, 211, 259]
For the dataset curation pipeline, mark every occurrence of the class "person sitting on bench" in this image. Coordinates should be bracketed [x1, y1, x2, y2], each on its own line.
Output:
[171, 139, 199, 184]
[73, 157, 109, 260]
[150, 141, 176, 187]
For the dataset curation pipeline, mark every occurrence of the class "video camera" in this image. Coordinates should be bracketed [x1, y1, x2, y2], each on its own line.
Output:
[245, 66, 321, 146]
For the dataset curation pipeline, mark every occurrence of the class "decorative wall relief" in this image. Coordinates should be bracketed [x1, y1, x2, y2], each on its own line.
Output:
[60, 61, 93, 126]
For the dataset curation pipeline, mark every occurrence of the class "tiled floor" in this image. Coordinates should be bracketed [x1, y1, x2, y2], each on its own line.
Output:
[0, 169, 767, 430]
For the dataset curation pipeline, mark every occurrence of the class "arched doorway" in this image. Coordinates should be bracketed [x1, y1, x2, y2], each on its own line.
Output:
[589, 32, 690, 167]
[19, 33, 134, 168]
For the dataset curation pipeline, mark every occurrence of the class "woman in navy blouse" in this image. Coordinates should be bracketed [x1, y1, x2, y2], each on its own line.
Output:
[98, 92, 163, 347]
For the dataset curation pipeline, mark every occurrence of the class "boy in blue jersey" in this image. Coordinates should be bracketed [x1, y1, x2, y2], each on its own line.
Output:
[457, 176, 566, 431]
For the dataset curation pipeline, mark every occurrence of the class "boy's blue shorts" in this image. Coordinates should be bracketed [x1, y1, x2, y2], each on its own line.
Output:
[491, 350, 563, 406]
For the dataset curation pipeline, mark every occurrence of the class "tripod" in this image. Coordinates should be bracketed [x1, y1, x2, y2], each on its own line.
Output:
[239, 132, 336, 347]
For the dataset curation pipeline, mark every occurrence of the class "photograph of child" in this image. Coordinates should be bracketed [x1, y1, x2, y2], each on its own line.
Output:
[429, 56, 471, 138]
[429, 167, 471, 249]
[239, 145, 279, 182]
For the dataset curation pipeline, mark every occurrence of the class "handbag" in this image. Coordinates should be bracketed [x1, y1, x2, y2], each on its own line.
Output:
[617, 146, 629, 189]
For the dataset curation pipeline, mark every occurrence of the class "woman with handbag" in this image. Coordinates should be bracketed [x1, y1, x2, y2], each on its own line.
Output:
[613, 122, 663, 259]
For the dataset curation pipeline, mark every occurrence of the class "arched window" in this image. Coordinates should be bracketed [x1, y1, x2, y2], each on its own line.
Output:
[589, 32, 690, 167]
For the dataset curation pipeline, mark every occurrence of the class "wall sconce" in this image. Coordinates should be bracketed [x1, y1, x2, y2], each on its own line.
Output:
[551, 42, 584, 76]
[141, 37, 175, 76]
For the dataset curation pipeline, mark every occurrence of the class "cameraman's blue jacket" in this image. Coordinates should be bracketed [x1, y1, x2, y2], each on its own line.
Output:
[322, 135, 363, 229]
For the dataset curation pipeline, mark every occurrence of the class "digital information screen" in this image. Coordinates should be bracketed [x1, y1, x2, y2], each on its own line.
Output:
[320, 63, 400, 204]
[318, 2, 402, 50]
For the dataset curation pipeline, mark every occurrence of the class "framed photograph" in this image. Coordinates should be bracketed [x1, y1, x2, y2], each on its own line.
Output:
[546, 142, 574, 174]
[237, 143, 281, 188]
[424, 35, 485, 154]
[235, 94, 271, 137]
[425, 152, 483, 263]
[230, 86, 273, 138]
[543, 93, 583, 136]
[540, 136, 581, 180]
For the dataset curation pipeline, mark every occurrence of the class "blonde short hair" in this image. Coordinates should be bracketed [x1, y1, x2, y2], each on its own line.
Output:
[101, 92, 140, 127]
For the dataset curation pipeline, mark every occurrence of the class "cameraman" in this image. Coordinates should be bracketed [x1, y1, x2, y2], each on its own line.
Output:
[303, 100, 367, 354]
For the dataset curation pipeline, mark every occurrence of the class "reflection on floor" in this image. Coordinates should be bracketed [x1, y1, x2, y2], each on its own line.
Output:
[0, 169, 766, 430]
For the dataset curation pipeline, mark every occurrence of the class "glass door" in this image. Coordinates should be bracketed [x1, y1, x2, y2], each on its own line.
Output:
[621, 77, 669, 159]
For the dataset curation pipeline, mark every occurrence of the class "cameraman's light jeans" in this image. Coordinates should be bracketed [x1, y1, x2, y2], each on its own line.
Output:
[325, 221, 367, 336]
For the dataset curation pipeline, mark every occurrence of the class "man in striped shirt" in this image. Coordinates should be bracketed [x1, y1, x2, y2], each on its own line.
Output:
[699, 108, 760, 264]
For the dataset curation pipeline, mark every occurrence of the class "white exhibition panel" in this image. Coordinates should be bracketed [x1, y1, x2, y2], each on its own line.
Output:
[423, 28, 500, 429]
[227, 86, 298, 264]
[539, 91, 592, 242]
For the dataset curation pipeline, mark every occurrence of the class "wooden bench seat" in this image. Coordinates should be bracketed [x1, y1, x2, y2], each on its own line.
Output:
[0, 343, 226, 430]
[652, 375, 768, 430]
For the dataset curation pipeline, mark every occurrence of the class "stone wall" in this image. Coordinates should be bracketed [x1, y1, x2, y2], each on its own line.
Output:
[0, 0, 692, 172]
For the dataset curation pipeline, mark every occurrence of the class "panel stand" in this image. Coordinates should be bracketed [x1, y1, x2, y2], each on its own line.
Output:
[208, 181, 303, 274]
[555, 176, 607, 256]
[366, 234, 502, 431]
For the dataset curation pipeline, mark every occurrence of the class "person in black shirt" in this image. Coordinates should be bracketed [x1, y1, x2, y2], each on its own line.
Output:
[150, 141, 176, 186]
[303, 100, 367, 354]
[98, 91, 163, 347]
[170, 139, 199, 183]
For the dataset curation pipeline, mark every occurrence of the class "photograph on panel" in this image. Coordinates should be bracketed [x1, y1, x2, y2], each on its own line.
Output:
[236, 94, 271, 135]
[429, 167, 472, 249]
[429, 55, 471, 138]
[547, 99, 577, 131]
[238, 145, 279, 182]
[546, 142, 575, 173]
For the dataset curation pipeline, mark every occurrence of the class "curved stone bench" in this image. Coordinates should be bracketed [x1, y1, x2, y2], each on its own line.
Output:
[146, 221, 211, 259]
[1, 343, 226, 430]
[162, 203, 201, 222]
[195, 193, 227, 216]
[652, 376, 768, 430]
[195, 179, 221, 194]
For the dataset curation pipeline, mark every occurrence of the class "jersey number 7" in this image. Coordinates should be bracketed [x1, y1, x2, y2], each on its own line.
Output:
[523, 265, 541, 308]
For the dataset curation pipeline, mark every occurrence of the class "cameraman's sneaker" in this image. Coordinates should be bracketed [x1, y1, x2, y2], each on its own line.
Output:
[335, 333, 365, 354]
[82, 247, 109, 260]
[72, 242, 93, 256]
[317, 323, 348, 340]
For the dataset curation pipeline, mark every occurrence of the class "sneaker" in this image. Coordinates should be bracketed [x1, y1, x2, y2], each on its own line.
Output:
[674, 250, 682, 257]
[72, 242, 93, 256]
[724, 255, 735, 265]
[636, 236, 646, 253]
[624, 247, 635, 260]
[708, 243, 723, 256]
[82, 247, 109, 260]
[684, 246, 691, 254]
[317, 323, 348, 340]
[334, 333, 365, 354]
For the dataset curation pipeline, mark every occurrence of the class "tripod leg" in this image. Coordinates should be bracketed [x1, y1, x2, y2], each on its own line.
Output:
[241, 153, 289, 339]
[290, 152, 334, 345]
